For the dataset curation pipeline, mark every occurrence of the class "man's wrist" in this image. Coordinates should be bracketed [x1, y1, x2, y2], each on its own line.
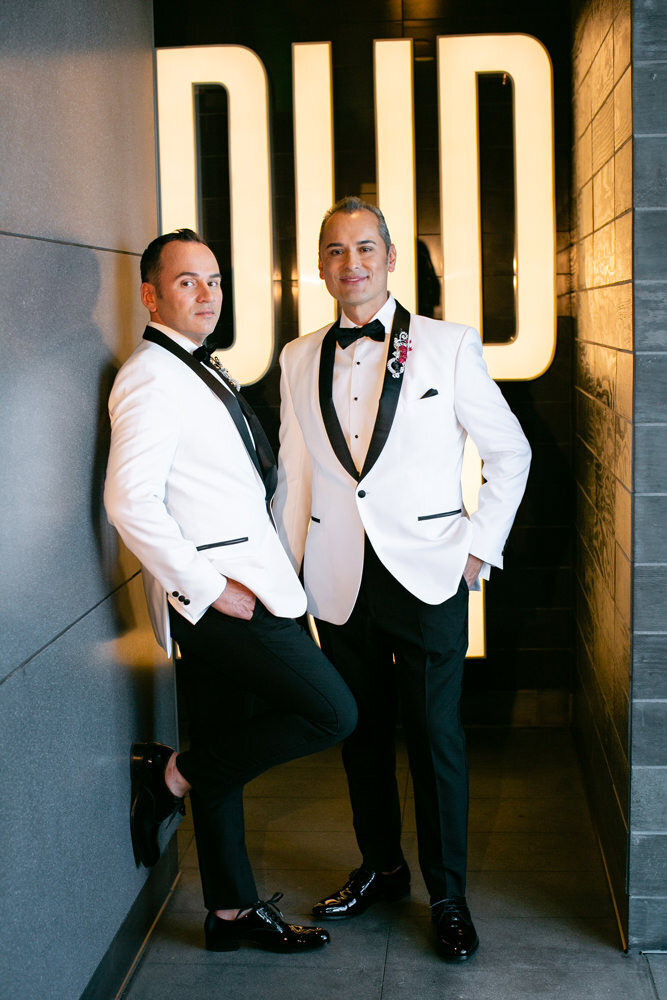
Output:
[209, 578, 228, 611]
[464, 554, 484, 587]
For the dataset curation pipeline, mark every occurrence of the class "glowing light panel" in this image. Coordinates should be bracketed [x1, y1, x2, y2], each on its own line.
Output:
[374, 39, 417, 312]
[462, 438, 485, 657]
[155, 36, 557, 658]
[293, 43, 336, 336]
[438, 33, 556, 380]
[156, 46, 274, 384]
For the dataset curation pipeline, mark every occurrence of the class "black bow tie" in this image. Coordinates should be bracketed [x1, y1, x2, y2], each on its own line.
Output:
[336, 319, 386, 350]
[193, 344, 213, 363]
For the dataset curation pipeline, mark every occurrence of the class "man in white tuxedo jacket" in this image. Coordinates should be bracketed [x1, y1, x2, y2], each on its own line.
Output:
[274, 198, 531, 961]
[104, 229, 356, 954]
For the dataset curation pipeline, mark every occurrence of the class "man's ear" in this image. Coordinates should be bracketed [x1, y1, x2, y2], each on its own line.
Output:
[141, 281, 158, 314]
[318, 256, 324, 280]
[387, 244, 397, 273]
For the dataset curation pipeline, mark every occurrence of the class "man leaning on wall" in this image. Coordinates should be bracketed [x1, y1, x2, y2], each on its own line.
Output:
[104, 228, 357, 954]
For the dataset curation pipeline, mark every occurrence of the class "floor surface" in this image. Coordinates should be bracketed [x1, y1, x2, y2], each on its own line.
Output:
[122, 728, 666, 1000]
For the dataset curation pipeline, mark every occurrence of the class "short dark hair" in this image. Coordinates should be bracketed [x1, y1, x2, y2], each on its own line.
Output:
[318, 196, 392, 254]
[140, 228, 207, 289]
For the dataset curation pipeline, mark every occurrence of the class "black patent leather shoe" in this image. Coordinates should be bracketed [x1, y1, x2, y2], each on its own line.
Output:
[431, 896, 479, 961]
[130, 741, 185, 868]
[312, 864, 410, 920]
[204, 893, 330, 952]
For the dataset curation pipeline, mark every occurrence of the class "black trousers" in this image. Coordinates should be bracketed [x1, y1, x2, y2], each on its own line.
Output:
[169, 600, 357, 911]
[316, 539, 470, 902]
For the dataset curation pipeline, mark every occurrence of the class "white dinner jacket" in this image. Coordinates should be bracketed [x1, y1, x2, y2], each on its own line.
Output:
[274, 305, 531, 626]
[104, 328, 306, 654]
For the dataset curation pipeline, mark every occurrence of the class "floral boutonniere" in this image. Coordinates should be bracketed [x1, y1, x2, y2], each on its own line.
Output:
[209, 352, 241, 392]
[387, 330, 412, 379]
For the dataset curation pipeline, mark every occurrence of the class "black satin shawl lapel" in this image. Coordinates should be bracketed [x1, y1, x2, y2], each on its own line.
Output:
[318, 320, 360, 482]
[359, 300, 411, 480]
[236, 394, 278, 499]
[142, 326, 266, 486]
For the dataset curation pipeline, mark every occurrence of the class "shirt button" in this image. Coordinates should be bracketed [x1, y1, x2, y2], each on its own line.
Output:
[358, 490, 366, 498]
[354, 434, 359, 439]
[356, 361, 361, 366]
[353, 396, 358, 401]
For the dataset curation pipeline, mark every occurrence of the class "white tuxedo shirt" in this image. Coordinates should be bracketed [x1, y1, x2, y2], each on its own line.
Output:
[331, 297, 395, 467]
[104, 325, 306, 654]
[274, 298, 531, 626]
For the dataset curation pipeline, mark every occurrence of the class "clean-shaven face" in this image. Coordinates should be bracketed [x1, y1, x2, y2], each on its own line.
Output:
[318, 209, 396, 323]
[141, 240, 222, 346]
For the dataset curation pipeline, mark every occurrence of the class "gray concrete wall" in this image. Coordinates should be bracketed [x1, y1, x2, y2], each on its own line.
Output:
[628, 0, 667, 949]
[0, 2, 179, 997]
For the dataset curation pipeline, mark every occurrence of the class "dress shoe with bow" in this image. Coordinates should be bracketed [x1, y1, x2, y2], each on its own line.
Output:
[431, 896, 479, 961]
[130, 741, 185, 868]
[312, 864, 410, 920]
[204, 893, 330, 952]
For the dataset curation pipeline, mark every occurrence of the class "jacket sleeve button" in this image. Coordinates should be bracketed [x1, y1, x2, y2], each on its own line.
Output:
[183, 598, 191, 606]
[172, 591, 179, 597]
[357, 490, 366, 498]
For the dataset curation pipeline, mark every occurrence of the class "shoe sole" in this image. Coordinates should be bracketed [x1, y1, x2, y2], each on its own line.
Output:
[205, 937, 242, 952]
[130, 744, 159, 868]
[206, 937, 328, 952]
[313, 886, 410, 920]
[436, 936, 479, 962]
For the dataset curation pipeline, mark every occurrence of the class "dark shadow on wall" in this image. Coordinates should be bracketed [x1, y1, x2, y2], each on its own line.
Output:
[91, 353, 139, 638]
[0, 238, 143, 677]
[463, 319, 576, 726]
[417, 239, 441, 319]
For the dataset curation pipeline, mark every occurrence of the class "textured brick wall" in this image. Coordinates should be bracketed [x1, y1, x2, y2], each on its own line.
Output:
[571, 0, 633, 943]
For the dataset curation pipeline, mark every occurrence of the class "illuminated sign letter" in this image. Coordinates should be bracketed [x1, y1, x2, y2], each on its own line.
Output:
[438, 34, 555, 653]
[292, 43, 336, 336]
[292, 39, 418, 332]
[438, 33, 556, 380]
[374, 38, 417, 312]
[156, 46, 274, 384]
[156, 36, 557, 657]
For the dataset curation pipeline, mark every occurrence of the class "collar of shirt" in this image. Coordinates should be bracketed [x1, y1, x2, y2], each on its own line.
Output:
[147, 320, 202, 355]
[333, 295, 397, 467]
[338, 293, 397, 336]
[146, 322, 254, 444]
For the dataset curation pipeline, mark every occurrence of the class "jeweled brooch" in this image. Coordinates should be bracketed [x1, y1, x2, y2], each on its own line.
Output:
[387, 330, 412, 378]
[209, 353, 241, 391]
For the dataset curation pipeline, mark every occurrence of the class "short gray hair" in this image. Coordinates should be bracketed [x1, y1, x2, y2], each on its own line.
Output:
[318, 196, 392, 254]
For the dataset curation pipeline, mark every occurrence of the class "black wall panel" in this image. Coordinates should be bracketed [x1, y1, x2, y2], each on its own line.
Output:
[154, 0, 575, 721]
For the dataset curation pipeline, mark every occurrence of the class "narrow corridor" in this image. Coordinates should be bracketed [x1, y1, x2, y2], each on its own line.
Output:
[122, 728, 664, 999]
